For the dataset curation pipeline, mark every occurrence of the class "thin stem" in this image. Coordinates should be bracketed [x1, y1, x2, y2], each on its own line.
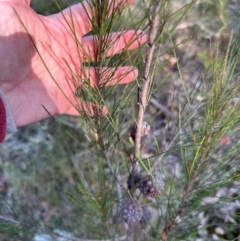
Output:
[161, 181, 192, 241]
[0, 215, 20, 225]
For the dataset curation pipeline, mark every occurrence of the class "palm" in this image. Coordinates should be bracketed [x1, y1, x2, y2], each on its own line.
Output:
[0, 0, 145, 126]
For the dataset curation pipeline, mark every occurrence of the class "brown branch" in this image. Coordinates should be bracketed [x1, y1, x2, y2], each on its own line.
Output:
[161, 181, 193, 241]
[135, 1, 162, 159]
[161, 152, 207, 240]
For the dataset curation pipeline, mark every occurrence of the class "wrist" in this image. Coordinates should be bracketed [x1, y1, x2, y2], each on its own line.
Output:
[0, 96, 6, 142]
[0, 89, 17, 142]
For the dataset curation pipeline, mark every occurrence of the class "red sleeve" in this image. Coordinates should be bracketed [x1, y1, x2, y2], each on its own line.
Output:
[0, 97, 6, 142]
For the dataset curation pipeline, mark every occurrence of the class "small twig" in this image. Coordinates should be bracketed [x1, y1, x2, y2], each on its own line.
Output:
[150, 97, 175, 118]
[161, 182, 192, 241]
[162, 149, 208, 240]
[0, 215, 20, 225]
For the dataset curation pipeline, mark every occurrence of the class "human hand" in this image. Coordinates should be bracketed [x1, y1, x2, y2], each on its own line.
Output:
[0, 0, 146, 126]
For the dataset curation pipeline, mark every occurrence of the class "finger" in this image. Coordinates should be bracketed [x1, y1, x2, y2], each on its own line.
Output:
[65, 99, 108, 117]
[51, 0, 135, 36]
[24, 0, 31, 5]
[81, 30, 146, 62]
[80, 66, 138, 88]
[0, 0, 31, 4]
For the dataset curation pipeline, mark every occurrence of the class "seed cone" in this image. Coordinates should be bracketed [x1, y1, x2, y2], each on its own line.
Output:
[121, 198, 142, 224]
[139, 174, 164, 198]
[128, 121, 151, 142]
[127, 172, 142, 190]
